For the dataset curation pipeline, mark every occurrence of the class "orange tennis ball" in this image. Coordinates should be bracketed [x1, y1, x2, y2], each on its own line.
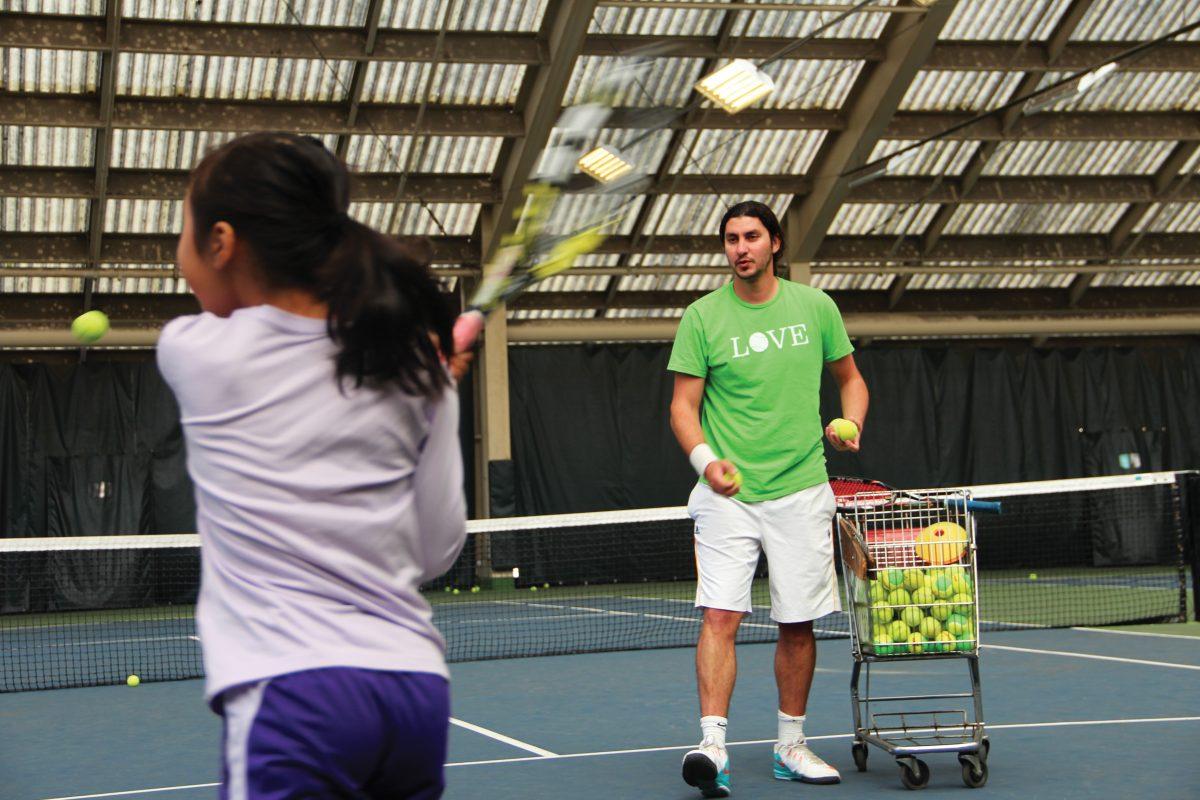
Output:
[914, 521, 967, 566]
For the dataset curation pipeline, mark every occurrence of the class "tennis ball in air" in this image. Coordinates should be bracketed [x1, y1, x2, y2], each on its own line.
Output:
[903, 568, 926, 593]
[914, 522, 968, 566]
[945, 613, 971, 636]
[919, 616, 943, 640]
[869, 580, 887, 604]
[907, 632, 925, 654]
[831, 418, 859, 442]
[911, 587, 936, 608]
[888, 619, 910, 643]
[126, 674, 140, 687]
[930, 601, 952, 621]
[881, 569, 906, 590]
[71, 310, 110, 344]
[901, 606, 924, 630]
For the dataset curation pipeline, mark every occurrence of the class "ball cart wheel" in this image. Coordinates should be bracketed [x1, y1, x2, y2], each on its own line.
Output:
[851, 742, 868, 772]
[959, 755, 988, 788]
[898, 758, 930, 790]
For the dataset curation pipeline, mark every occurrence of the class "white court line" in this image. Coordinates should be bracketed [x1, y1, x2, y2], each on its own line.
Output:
[1072, 626, 1200, 641]
[444, 715, 1200, 767]
[37, 784, 220, 800]
[34, 716, 1200, 798]
[983, 643, 1200, 671]
[450, 717, 558, 757]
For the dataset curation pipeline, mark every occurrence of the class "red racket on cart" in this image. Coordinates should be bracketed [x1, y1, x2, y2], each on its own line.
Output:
[830, 477, 1002, 514]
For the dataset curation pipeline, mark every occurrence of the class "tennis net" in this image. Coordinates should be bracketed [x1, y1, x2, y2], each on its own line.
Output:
[2, 471, 1195, 691]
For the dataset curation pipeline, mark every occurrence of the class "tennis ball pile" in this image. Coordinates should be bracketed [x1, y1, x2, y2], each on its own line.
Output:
[868, 568, 975, 655]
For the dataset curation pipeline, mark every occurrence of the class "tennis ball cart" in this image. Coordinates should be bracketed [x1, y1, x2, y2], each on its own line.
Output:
[833, 481, 1001, 790]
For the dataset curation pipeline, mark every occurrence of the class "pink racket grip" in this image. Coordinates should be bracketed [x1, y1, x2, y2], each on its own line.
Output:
[452, 310, 486, 354]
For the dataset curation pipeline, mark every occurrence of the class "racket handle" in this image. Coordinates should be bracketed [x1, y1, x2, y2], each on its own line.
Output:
[452, 309, 486, 354]
[943, 498, 1002, 514]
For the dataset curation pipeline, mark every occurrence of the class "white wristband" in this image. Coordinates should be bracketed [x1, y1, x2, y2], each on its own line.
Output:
[689, 443, 718, 476]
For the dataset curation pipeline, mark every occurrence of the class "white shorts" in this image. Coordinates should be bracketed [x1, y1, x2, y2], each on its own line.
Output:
[688, 481, 840, 624]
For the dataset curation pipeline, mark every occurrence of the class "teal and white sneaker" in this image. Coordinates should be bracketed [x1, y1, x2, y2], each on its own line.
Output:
[682, 739, 731, 798]
[773, 741, 841, 784]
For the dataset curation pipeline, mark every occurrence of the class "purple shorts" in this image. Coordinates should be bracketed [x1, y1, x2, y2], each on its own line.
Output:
[216, 668, 450, 800]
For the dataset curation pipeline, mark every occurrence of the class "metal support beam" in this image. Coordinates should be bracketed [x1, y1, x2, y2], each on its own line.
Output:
[335, 0, 386, 160]
[6, 15, 1200, 71]
[9, 311, 1197, 349]
[475, 307, 512, 519]
[6, 232, 1200, 265]
[785, 0, 958, 265]
[6, 94, 1199, 140]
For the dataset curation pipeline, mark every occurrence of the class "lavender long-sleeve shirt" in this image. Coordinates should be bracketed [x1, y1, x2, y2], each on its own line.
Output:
[157, 305, 466, 702]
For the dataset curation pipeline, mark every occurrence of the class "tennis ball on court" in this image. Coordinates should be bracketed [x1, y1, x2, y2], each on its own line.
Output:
[830, 418, 858, 442]
[886, 588, 912, 608]
[530, 586, 538, 592]
[945, 613, 970, 636]
[470, 586, 480, 593]
[900, 606, 924, 630]
[907, 632, 925, 654]
[543, 583, 550, 589]
[930, 601, 952, 621]
[452, 588, 460, 595]
[888, 619, 910, 643]
[914, 522, 967, 566]
[881, 569, 905, 590]
[919, 616, 943, 640]
[71, 310, 110, 344]
[903, 568, 926, 593]
[911, 587, 936, 608]
[443, 586, 451, 592]
[869, 580, 886, 604]
[126, 674, 140, 687]
[1029, 573, 1038, 581]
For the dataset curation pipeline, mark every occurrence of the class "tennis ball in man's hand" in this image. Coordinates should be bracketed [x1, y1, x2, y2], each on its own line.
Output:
[725, 471, 743, 490]
[830, 418, 859, 442]
[71, 310, 110, 343]
[126, 674, 140, 687]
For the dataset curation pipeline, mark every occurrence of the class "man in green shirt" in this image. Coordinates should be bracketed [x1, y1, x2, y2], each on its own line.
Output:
[669, 201, 868, 797]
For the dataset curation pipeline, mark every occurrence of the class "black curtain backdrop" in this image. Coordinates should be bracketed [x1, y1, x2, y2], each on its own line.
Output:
[508, 344, 1200, 515]
[3, 343, 1198, 530]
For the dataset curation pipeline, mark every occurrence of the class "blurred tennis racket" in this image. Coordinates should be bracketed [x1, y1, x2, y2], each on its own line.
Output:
[451, 64, 654, 354]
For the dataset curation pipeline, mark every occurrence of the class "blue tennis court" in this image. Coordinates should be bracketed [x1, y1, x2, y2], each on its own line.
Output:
[4, 625, 1197, 800]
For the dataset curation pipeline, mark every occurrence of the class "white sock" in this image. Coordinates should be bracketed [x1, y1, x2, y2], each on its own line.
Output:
[777, 711, 806, 748]
[700, 715, 728, 748]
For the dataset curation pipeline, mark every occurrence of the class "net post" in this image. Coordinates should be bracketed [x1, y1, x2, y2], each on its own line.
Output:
[1182, 471, 1200, 622]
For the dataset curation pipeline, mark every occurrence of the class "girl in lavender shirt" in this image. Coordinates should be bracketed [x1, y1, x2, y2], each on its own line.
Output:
[159, 133, 467, 799]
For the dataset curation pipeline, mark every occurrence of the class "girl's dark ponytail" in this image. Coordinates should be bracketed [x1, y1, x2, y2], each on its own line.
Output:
[188, 133, 455, 398]
[320, 219, 452, 396]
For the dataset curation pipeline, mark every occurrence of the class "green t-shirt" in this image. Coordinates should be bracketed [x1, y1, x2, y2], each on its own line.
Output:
[667, 279, 853, 502]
